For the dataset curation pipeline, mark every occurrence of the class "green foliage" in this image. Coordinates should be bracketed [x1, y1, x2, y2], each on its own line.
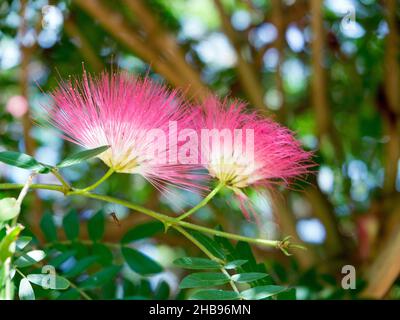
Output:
[63, 256, 99, 278]
[0, 197, 20, 222]
[0, 151, 46, 171]
[0, 225, 23, 263]
[63, 210, 80, 241]
[231, 273, 268, 283]
[190, 289, 240, 300]
[39, 213, 57, 242]
[14, 250, 46, 268]
[121, 221, 163, 244]
[87, 210, 105, 242]
[175, 227, 290, 300]
[179, 272, 231, 289]
[19, 278, 35, 300]
[27, 274, 70, 290]
[122, 247, 163, 275]
[154, 281, 170, 300]
[57, 146, 110, 168]
[187, 230, 226, 260]
[224, 260, 248, 270]
[79, 265, 120, 289]
[173, 257, 221, 270]
[241, 285, 287, 300]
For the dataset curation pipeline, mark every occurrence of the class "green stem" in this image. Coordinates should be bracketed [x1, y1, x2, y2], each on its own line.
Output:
[68, 280, 93, 300]
[176, 181, 224, 221]
[51, 169, 71, 193]
[5, 174, 36, 300]
[0, 182, 284, 251]
[74, 168, 114, 193]
[46, 239, 122, 250]
[4, 257, 12, 300]
[174, 226, 224, 264]
[83, 192, 281, 249]
[15, 268, 26, 278]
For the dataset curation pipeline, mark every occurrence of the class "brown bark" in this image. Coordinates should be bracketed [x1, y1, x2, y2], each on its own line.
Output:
[73, 0, 209, 100]
[122, 0, 208, 99]
[362, 206, 400, 299]
[271, 0, 286, 121]
[19, 0, 42, 223]
[213, 0, 267, 112]
[382, 0, 400, 195]
[310, 0, 331, 137]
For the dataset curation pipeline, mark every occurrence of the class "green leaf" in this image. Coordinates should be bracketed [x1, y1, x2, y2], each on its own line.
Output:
[19, 278, 35, 300]
[277, 288, 296, 300]
[154, 281, 170, 300]
[48, 250, 76, 268]
[179, 272, 230, 289]
[121, 221, 163, 244]
[0, 197, 20, 222]
[57, 145, 110, 168]
[92, 243, 113, 265]
[187, 230, 225, 260]
[63, 209, 80, 241]
[15, 250, 46, 268]
[40, 212, 57, 242]
[173, 257, 221, 270]
[56, 288, 81, 300]
[0, 151, 44, 171]
[121, 247, 163, 275]
[235, 241, 258, 269]
[64, 256, 98, 278]
[190, 289, 240, 300]
[87, 210, 105, 242]
[224, 260, 248, 270]
[241, 285, 286, 300]
[16, 236, 32, 250]
[231, 273, 268, 283]
[0, 225, 23, 262]
[80, 265, 120, 289]
[27, 274, 70, 290]
[37, 165, 52, 174]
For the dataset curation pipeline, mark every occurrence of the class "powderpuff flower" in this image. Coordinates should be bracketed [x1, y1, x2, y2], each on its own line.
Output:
[44, 70, 203, 192]
[6, 95, 29, 118]
[196, 98, 312, 218]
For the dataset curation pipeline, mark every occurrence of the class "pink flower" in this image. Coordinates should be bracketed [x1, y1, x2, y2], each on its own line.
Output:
[196, 97, 312, 218]
[44, 71, 203, 192]
[6, 95, 29, 118]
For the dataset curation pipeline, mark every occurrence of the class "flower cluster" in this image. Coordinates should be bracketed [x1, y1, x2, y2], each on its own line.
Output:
[45, 71, 311, 216]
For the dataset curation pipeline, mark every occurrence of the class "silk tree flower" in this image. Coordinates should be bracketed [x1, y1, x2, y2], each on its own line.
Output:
[43, 71, 203, 192]
[196, 98, 312, 218]
[6, 95, 29, 118]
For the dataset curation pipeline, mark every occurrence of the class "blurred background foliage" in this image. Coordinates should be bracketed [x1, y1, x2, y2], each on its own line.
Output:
[1, 0, 400, 300]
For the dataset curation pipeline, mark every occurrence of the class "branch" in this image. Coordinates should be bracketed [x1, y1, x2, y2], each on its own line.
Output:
[73, 0, 209, 101]
[310, 0, 331, 137]
[122, 0, 209, 99]
[382, 0, 400, 195]
[0, 182, 299, 253]
[362, 209, 400, 299]
[18, 0, 43, 223]
[73, 0, 185, 90]
[64, 17, 104, 72]
[271, 0, 286, 121]
[213, 0, 267, 112]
